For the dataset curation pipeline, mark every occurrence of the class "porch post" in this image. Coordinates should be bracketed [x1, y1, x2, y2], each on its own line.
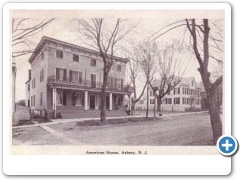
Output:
[84, 90, 88, 110]
[128, 94, 131, 110]
[109, 93, 113, 111]
[53, 88, 57, 118]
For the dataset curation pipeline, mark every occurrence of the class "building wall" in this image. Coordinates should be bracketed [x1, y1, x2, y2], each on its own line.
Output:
[30, 46, 47, 110]
[135, 80, 202, 112]
[46, 42, 126, 85]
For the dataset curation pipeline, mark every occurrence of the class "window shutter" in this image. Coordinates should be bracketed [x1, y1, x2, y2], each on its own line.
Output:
[79, 72, 82, 83]
[42, 69, 44, 81]
[64, 69, 67, 81]
[56, 68, 60, 80]
[72, 92, 76, 106]
[82, 93, 85, 106]
[63, 91, 67, 105]
[121, 79, 123, 89]
[69, 70, 72, 82]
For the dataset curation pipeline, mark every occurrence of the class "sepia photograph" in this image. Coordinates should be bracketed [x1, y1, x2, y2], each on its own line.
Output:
[9, 7, 225, 155]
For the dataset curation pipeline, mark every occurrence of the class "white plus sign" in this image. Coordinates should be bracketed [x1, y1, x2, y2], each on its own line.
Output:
[222, 139, 233, 151]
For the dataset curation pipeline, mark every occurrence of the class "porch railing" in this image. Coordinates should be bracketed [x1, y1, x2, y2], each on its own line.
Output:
[47, 75, 132, 93]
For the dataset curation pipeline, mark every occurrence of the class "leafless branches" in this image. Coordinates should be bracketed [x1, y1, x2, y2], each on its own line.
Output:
[12, 18, 55, 58]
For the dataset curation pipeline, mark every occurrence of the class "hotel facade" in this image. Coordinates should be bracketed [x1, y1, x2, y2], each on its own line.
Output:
[26, 37, 132, 118]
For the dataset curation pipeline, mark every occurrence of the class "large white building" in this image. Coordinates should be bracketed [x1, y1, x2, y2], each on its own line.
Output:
[136, 77, 202, 112]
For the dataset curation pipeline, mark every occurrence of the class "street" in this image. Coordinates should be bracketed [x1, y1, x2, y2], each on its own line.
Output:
[12, 112, 214, 146]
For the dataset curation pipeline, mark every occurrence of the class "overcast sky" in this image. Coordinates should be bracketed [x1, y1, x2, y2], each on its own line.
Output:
[14, 18, 222, 102]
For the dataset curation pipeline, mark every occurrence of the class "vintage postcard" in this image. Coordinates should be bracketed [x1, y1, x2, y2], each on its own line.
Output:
[3, 2, 232, 175]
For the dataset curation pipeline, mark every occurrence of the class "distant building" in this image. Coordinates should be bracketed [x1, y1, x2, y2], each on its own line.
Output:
[136, 77, 202, 112]
[26, 36, 132, 118]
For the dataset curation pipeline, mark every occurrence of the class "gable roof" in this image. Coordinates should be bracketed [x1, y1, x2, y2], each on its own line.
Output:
[28, 36, 129, 64]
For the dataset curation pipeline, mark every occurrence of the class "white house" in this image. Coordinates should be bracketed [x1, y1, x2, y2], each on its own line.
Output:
[135, 77, 202, 112]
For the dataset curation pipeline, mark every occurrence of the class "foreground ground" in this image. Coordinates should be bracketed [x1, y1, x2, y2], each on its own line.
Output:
[12, 112, 213, 146]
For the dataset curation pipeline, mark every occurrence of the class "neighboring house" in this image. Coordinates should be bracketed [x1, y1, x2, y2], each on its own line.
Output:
[27, 36, 131, 118]
[136, 77, 202, 112]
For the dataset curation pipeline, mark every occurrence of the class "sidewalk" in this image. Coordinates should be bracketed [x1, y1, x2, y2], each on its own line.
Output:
[12, 111, 208, 129]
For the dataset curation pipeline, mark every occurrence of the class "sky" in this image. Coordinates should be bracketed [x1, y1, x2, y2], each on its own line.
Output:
[13, 18, 222, 102]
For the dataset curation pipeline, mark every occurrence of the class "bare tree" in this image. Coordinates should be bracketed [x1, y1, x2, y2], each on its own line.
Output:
[73, 18, 135, 123]
[136, 41, 158, 118]
[147, 18, 223, 144]
[186, 19, 222, 144]
[121, 45, 148, 114]
[12, 18, 55, 58]
[150, 43, 186, 112]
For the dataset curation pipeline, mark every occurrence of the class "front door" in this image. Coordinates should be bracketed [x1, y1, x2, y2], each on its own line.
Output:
[90, 95, 95, 109]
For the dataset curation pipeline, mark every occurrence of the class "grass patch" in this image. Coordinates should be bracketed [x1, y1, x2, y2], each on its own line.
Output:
[32, 117, 52, 124]
[76, 117, 159, 127]
[13, 120, 34, 127]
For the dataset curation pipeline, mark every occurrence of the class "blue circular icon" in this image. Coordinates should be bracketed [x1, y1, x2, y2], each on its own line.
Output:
[217, 135, 238, 156]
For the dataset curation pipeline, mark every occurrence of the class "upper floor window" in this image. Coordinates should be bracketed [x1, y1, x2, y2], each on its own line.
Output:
[117, 65, 121, 71]
[40, 92, 43, 106]
[41, 52, 44, 59]
[69, 70, 82, 83]
[73, 54, 79, 62]
[91, 59, 96, 66]
[32, 78, 35, 89]
[56, 68, 67, 81]
[40, 69, 44, 82]
[56, 50, 63, 59]
[28, 84, 30, 91]
[150, 90, 154, 96]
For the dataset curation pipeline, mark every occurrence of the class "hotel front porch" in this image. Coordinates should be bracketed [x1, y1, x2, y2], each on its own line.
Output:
[47, 87, 131, 119]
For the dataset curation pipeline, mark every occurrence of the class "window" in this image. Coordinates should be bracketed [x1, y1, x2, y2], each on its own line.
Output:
[32, 78, 35, 89]
[91, 59, 96, 66]
[31, 95, 35, 106]
[40, 69, 44, 82]
[174, 97, 180, 104]
[28, 84, 30, 91]
[150, 91, 154, 96]
[72, 92, 83, 106]
[178, 88, 180, 94]
[117, 65, 121, 71]
[40, 92, 43, 105]
[69, 70, 82, 84]
[56, 50, 63, 58]
[166, 98, 172, 104]
[115, 78, 123, 89]
[41, 52, 44, 59]
[57, 91, 66, 105]
[56, 68, 67, 81]
[107, 76, 114, 87]
[73, 54, 79, 62]
[150, 99, 155, 104]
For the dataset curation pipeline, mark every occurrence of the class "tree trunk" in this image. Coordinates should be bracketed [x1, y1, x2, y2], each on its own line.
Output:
[100, 72, 108, 124]
[207, 88, 222, 144]
[132, 101, 136, 115]
[157, 97, 162, 112]
[146, 84, 149, 118]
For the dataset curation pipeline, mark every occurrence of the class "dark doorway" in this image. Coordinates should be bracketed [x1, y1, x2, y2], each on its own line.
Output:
[90, 95, 95, 109]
